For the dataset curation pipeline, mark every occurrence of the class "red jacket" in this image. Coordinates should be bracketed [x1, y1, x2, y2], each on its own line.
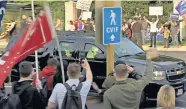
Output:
[33, 66, 56, 91]
[74, 20, 78, 30]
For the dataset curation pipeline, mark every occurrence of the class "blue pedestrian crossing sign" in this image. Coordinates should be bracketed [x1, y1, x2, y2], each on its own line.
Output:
[103, 7, 122, 45]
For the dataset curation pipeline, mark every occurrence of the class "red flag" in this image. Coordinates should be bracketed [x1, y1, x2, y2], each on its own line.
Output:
[0, 5, 55, 87]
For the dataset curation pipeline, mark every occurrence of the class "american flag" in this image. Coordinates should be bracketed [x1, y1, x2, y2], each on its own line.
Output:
[0, 5, 55, 87]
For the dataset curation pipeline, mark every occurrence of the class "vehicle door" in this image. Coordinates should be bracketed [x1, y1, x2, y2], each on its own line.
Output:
[53, 40, 80, 71]
[79, 42, 106, 88]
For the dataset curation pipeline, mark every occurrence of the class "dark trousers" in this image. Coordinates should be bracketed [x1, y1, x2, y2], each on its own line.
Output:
[164, 38, 169, 48]
[178, 32, 181, 45]
[150, 32, 157, 48]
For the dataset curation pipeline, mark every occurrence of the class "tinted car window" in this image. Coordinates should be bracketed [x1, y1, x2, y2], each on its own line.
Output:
[60, 42, 74, 57]
[84, 43, 103, 58]
[115, 38, 144, 57]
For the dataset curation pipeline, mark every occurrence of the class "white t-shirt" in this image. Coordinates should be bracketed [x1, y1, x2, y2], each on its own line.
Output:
[49, 79, 92, 109]
[68, 25, 75, 31]
[147, 20, 158, 32]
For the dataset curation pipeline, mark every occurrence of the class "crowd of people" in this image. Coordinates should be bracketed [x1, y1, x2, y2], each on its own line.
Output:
[121, 15, 182, 48]
[66, 18, 95, 32]
[2, 13, 183, 49]
[54, 18, 95, 33]
[0, 49, 181, 109]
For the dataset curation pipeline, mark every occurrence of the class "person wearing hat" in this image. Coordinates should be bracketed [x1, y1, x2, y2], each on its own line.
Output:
[13, 61, 46, 109]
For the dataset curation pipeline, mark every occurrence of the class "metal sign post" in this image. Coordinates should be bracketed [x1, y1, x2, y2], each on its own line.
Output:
[95, 1, 121, 75]
[103, 6, 122, 75]
[43, 4, 65, 83]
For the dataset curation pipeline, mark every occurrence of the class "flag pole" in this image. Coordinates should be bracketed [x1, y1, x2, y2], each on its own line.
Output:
[31, 0, 39, 80]
[55, 33, 65, 84]
[44, 4, 65, 83]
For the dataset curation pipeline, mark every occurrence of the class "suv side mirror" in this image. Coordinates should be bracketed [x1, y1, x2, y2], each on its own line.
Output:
[95, 53, 106, 61]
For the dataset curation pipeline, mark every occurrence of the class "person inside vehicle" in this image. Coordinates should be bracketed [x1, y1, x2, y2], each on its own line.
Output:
[87, 46, 100, 59]
[13, 61, 46, 109]
[48, 59, 93, 109]
[103, 49, 159, 109]
[157, 85, 176, 109]
[61, 43, 72, 57]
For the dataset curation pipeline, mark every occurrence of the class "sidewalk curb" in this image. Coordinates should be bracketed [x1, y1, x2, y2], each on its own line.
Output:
[143, 46, 186, 52]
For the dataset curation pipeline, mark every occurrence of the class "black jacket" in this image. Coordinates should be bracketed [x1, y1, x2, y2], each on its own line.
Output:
[13, 80, 46, 109]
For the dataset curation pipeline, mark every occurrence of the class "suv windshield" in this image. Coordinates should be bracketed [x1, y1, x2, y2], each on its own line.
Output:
[115, 37, 144, 57]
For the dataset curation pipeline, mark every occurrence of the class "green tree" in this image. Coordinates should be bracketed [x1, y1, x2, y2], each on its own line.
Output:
[121, 1, 173, 24]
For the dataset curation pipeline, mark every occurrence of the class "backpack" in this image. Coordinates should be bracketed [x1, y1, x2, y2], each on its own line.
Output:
[40, 75, 54, 99]
[40, 77, 48, 99]
[61, 83, 83, 109]
[0, 82, 31, 109]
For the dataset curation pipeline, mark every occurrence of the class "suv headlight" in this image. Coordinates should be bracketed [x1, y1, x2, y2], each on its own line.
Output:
[152, 71, 166, 80]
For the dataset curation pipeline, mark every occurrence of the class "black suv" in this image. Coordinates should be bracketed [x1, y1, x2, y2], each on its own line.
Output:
[3, 32, 186, 104]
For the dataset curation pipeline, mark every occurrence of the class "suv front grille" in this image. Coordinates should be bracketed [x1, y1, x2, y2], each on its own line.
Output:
[168, 73, 186, 81]
[167, 66, 186, 82]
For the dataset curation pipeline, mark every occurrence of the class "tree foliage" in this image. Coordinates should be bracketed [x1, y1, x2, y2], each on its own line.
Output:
[121, 1, 173, 24]
[7, 1, 65, 29]
[7, 1, 173, 25]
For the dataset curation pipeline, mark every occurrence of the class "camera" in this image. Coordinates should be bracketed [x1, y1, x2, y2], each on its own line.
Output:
[79, 58, 85, 64]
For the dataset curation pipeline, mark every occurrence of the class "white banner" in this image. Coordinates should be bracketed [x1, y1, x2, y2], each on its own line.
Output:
[149, 6, 163, 16]
[76, 0, 93, 11]
[81, 11, 92, 20]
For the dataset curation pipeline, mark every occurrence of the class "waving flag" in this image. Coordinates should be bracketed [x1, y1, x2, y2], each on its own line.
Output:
[0, 0, 7, 28]
[176, 0, 186, 16]
[0, 5, 55, 87]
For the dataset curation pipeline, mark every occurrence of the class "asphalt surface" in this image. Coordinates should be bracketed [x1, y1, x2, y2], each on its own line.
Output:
[87, 93, 186, 109]
[4, 86, 186, 109]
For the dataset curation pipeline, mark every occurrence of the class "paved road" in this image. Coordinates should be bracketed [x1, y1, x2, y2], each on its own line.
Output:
[87, 93, 186, 109]
[4, 85, 186, 109]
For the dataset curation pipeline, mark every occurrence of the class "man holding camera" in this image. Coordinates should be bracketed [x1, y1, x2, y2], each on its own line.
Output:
[48, 59, 93, 109]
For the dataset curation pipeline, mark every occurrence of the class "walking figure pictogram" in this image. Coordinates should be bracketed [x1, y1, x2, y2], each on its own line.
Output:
[110, 10, 116, 25]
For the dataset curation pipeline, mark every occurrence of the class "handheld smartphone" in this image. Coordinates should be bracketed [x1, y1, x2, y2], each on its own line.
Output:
[79, 58, 84, 64]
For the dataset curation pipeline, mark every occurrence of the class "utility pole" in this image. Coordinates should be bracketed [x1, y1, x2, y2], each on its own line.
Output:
[95, 1, 121, 75]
